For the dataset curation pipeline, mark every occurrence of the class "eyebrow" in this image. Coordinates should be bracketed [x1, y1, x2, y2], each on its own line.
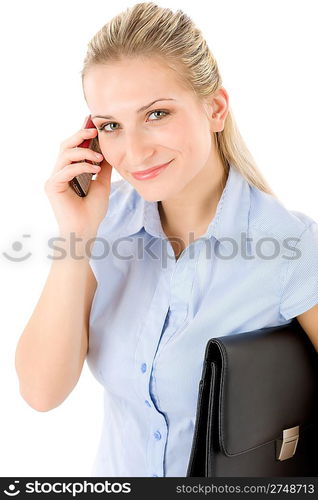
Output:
[92, 98, 176, 120]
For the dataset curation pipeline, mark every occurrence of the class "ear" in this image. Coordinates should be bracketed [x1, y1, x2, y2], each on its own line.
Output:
[203, 87, 229, 133]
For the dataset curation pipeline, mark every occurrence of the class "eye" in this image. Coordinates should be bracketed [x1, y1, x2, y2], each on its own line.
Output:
[97, 109, 169, 134]
[148, 110, 168, 121]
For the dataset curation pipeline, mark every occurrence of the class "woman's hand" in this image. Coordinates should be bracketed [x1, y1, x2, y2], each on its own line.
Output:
[44, 121, 112, 239]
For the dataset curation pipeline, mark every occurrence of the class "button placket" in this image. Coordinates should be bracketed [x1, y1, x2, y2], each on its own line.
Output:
[148, 423, 166, 477]
[134, 269, 172, 399]
[155, 244, 201, 359]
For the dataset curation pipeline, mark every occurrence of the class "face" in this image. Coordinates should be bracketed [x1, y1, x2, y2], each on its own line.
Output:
[83, 57, 221, 202]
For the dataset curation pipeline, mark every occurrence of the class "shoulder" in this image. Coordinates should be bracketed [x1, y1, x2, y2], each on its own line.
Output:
[248, 185, 318, 320]
[248, 184, 317, 242]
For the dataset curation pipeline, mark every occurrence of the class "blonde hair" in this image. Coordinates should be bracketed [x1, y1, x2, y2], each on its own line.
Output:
[80, 1, 276, 196]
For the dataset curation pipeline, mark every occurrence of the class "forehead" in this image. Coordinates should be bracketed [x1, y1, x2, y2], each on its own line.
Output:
[83, 57, 193, 110]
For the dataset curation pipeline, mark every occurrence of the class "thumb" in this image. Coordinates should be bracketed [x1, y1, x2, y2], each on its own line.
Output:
[91, 157, 113, 190]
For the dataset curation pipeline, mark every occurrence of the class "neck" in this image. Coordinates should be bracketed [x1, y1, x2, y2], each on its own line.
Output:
[158, 155, 228, 244]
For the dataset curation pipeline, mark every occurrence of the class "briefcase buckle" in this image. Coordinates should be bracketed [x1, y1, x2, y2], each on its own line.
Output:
[276, 425, 299, 461]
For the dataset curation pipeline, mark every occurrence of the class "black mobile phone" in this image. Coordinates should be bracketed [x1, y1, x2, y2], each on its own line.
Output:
[69, 115, 100, 197]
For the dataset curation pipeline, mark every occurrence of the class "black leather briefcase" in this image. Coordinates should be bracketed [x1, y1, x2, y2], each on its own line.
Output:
[187, 319, 318, 477]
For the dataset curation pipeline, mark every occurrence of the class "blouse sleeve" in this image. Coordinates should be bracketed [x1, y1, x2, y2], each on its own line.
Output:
[279, 220, 318, 320]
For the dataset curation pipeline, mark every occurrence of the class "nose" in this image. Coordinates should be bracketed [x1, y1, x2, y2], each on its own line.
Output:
[123, 129, 154, 167]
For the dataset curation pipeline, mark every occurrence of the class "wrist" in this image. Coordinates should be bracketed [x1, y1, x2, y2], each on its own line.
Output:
[53, 232, 98, 261]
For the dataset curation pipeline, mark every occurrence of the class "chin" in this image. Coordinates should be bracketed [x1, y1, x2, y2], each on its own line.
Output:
[124, 172, 180, 202]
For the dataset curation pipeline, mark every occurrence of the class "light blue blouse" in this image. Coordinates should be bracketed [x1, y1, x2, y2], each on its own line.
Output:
[87, 164, 318, 477]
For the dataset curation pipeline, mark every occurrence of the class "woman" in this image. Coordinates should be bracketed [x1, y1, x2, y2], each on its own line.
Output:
[15, 2, 318, 477]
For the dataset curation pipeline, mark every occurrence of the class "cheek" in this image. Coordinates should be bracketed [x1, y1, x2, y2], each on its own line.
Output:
[97, 136, 118, 164]
[177, 119, 212, 167]
[149, 119, 185, 150]
[193, 126, 212, 161]
[162, 118, 192, 154]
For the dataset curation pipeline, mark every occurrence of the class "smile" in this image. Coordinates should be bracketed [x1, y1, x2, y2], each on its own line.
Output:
[131, 160, 173, 181]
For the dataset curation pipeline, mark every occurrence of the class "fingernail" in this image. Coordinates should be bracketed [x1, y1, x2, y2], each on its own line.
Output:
[95, 153, 103, 159]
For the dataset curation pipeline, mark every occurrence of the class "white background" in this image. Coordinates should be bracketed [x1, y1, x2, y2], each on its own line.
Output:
[1, 0, 317, 477]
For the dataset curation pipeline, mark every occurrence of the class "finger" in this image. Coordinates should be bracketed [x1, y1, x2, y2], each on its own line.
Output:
[49, 162, 101, 187]
[90, 158, 113, 190]
[52, 132, 100, 176]
[61, 147, 103, 166]
[60, 127, 98, 152]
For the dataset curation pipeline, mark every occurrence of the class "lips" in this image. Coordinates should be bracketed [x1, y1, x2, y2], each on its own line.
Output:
[131, 160, 173, 181]
[132, 161, 172, 175]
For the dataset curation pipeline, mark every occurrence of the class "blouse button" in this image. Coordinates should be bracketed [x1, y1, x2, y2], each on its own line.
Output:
[141, 363, 147, 373]
[154, 430, 161, 440]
